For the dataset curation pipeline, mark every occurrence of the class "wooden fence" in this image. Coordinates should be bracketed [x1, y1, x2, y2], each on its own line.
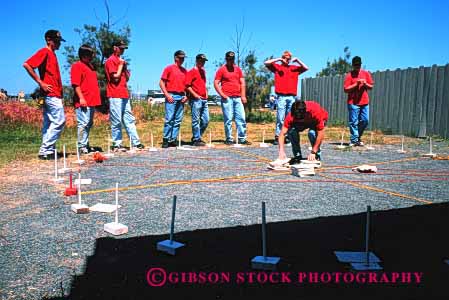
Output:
[301, 64, 449, 138]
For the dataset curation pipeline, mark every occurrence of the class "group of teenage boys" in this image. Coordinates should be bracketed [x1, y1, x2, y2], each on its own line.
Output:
[23, 29, 373, 163]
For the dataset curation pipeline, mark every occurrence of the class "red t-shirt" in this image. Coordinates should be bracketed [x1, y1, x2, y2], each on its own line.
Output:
[105, 54, 130, 98]
[25, 47, 63, 98]
[343, 69, 374, 105]
[283, 101, 328, 131]
[214, 64, 244, 97]
[70, 61, 101, 108]
[185, 66, 207, 99]
[267, 63, 306, 95]
[161, 64, 187, 93]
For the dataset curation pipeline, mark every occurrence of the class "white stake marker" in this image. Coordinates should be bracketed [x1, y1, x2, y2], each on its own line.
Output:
[422, 137, 437, 158]
[260, 130, 269, 148]
[104, 183, 128, 235]
[59, 144, 71, 173]
[104, 138, 114, 158]
[337, 131, 346, 149]
[397, 135, 406, 153]
[70, 172, 89, 213]
[52, 149, 64, 183]
[149, 132, 157, 152]
[207, 131, 214, 148]
[366, 132, 375, 150]
[72, 145, 85, 165]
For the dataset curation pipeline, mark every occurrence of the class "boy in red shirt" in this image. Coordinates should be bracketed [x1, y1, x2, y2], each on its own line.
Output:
[264, 51, 308, 145]
[277, 100, 328, 163]
[343, 56, 374, 146]
[71, 44, 101, 154]
[214, 51, 250, 145]
[185, 54, 209, 146]
[105, 40, 144, 151]
[23, 29, 66, 160]
[160, 50, 188, 148]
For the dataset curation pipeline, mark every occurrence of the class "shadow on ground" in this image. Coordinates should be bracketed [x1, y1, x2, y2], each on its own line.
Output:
[45, 202, 449, 300]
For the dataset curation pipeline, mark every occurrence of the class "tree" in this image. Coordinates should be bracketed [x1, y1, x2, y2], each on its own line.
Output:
[230, 18, 252, 68]
[63, 0, 131, 112]
[242, 51, 273, 112]
[316, 47, 352, 77]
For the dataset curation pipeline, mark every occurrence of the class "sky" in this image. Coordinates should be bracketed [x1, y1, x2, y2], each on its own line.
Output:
[2, 0, 449, 95]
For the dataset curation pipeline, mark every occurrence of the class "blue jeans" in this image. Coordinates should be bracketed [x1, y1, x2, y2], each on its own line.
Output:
[221, 97, 247, 142]
[348, 104, 369, 143]
[288, 126, 321, 159]
[275, 95, 295, 136]
[40, 96, 65, 155]
[76, 107, 94, 148]
[189, 99, 209, 141]
[109, 98, 141, 146]
[163, 94, 185, 141]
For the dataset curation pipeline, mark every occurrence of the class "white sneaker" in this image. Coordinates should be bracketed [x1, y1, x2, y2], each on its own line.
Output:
[269, 158, 290, 167]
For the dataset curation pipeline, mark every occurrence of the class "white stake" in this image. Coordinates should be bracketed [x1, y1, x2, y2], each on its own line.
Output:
[423, 136, 437, 157]
[149, 132, 157, 152]
[337, 131, 346, 149]
[78, 173, 82, 205]
[104, 137, 114, 157]
[104, 182, 128, 234]
[366, 132, 375, 150]
[52, 149, 64, 182]
[430, 137, 433, 154]
[207, 131, 214, 148]
[151, 132, 154, 148]
[179, 132, 182, 148]
[70, 171, 89, 213]
[72, 144, 85, 165]
[63, 145, 67, 169]
[260, 130, 269, 148]
[115, 182, 119, 224]
[54, 148, 58, 179]
[397, 135, 406, 153]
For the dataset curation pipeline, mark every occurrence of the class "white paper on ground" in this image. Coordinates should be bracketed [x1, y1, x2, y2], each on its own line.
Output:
[352, 165, 378, 173]
[74, 178, 92, 185]
[89, 203, 122, 213]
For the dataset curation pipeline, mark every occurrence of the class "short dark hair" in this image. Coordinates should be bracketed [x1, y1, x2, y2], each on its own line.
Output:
[291, 100, 307, 119]
[78, 44, 94, 59]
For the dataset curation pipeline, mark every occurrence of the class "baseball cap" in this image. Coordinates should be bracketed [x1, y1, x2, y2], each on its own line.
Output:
[352, 56, 362, 65]
[196, 53, 208, 61]
[174, 50, 186, 57]
[225, 51, 235, 59]
[113, 40, 128, 49]
[45, 30, 66, 42]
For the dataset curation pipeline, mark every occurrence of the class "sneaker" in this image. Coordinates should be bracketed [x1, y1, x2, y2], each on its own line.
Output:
[288, 156, 303, 165]
[192, 140, 206, 147]
[162, 139, 169, 149]
[224, 140, 234, 145]
[88, 146, 103, 152]
[135, 143, 145, 150]
[79, 147, 89, 155]
[112, 144, 127, 152]
[38, 153, 55, 160]
[169, 140, 178, 147]
[358, 140, 365, 146]
[349, 142, 355, 147]
[239, 140, 252, 145]
[273, 136, 279, 145]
